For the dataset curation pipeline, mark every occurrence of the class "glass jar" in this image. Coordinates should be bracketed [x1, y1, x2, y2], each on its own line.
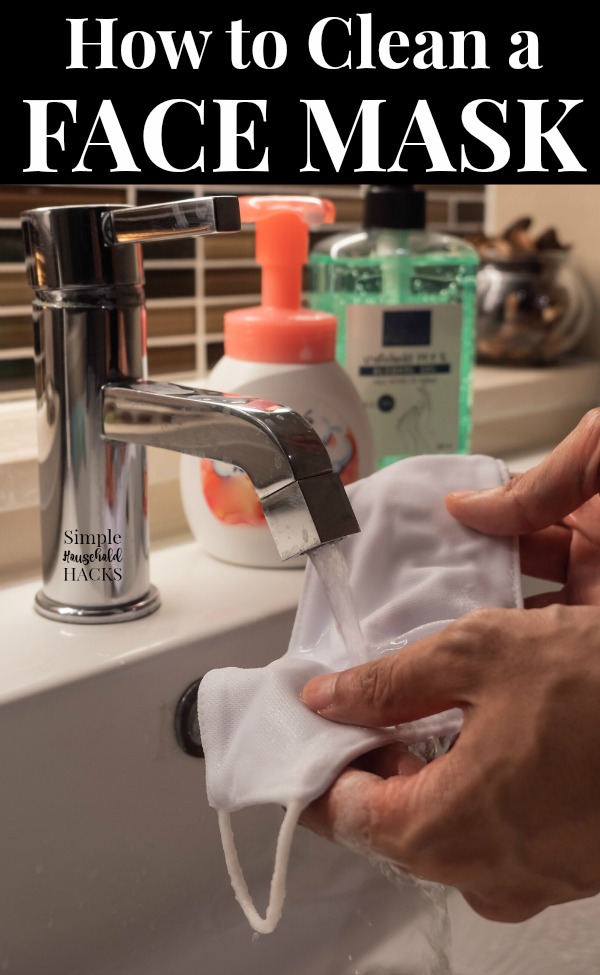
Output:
[475, 248, 591, 365]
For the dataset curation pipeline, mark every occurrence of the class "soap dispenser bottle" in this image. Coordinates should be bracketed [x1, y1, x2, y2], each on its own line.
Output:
[308, 184, 479, 470]
[180, 195, 375, 569]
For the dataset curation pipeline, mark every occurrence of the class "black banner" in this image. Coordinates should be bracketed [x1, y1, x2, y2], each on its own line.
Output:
[8, 8, 596, 184]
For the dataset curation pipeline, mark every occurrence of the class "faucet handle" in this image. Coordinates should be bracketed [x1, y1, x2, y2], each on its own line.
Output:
[21, 196, 241, 291]
[103, 195, 240, 245]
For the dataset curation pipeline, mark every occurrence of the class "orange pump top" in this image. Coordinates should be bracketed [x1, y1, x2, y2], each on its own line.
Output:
[224, 195, 338, 364]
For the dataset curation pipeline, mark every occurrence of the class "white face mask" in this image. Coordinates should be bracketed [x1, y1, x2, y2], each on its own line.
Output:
[198, 454, 523, 935]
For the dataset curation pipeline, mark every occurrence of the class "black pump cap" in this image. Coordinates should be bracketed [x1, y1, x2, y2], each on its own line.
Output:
[363, 184, 426, 230]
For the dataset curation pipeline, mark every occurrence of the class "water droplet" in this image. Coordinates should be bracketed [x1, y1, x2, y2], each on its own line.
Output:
[35, 862, 44, 875]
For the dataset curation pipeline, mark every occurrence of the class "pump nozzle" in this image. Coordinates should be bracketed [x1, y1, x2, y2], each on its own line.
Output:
[239, 195, 336, 228]
[224, 196, 338, 364]
[238, 195, 335, 310]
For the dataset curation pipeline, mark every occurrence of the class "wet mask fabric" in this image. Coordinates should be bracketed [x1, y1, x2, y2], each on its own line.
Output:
[197, 454, 523, 933]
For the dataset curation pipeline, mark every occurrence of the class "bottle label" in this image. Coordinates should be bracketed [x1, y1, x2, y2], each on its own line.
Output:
[200, 401, 360, 527]
[345, 304, 462, 459]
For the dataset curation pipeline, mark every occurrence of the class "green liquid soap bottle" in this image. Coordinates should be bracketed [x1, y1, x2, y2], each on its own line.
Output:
[308, 184, 479, 469]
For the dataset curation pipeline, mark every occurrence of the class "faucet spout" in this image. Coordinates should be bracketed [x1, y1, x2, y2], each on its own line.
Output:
[102, 380, 360, 562]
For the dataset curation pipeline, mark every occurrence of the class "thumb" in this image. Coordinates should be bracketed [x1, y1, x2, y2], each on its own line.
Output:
[300, 623, 475, 727]
[446, 409, 600, 536]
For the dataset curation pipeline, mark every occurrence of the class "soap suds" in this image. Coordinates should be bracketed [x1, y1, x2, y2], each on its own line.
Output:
[329, 770, 382, 856]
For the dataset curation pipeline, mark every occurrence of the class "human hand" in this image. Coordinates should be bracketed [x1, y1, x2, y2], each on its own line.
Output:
[299, 412, 600, 922]
[300, 604, 600, 922]
[446, 409, 600, 607]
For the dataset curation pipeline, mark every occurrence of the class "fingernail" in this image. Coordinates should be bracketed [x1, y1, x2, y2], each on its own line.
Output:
[301, 673, 338, 712]
[448, 488, 495, 500]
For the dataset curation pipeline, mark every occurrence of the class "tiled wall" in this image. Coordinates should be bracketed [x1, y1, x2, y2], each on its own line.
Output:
[0, 183, 486, 398]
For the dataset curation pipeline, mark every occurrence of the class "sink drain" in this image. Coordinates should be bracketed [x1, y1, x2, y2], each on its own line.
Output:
[174, 678, 204, 758]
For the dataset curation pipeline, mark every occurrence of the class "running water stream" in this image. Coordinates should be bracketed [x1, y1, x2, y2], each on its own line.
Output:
[308, 541, 369, 666]
[308, 540, 454, 975]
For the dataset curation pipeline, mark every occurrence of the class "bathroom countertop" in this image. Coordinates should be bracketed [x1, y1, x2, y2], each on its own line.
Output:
[0, 543, 305, 706]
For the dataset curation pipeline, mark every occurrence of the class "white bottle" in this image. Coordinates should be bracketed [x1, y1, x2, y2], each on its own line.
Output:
[180, 195, 375, 569]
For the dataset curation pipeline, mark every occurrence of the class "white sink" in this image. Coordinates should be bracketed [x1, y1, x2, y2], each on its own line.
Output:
[1, 542, 599, 975]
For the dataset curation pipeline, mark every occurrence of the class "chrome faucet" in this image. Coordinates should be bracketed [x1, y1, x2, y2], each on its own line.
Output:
[21, 197, 360, 624]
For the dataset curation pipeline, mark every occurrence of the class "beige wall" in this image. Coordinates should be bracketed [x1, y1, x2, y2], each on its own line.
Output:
[485, 185, 600, 357]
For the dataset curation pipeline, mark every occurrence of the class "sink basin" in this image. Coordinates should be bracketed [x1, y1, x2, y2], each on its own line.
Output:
[1, 543, 599, 975]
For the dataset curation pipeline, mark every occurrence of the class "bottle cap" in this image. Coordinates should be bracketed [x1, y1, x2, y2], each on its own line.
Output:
[363, 184, 426, 230]
[225, 196, 338, 364]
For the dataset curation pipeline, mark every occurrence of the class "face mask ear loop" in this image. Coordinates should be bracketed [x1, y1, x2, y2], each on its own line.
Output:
[217, 799, 304, 935]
